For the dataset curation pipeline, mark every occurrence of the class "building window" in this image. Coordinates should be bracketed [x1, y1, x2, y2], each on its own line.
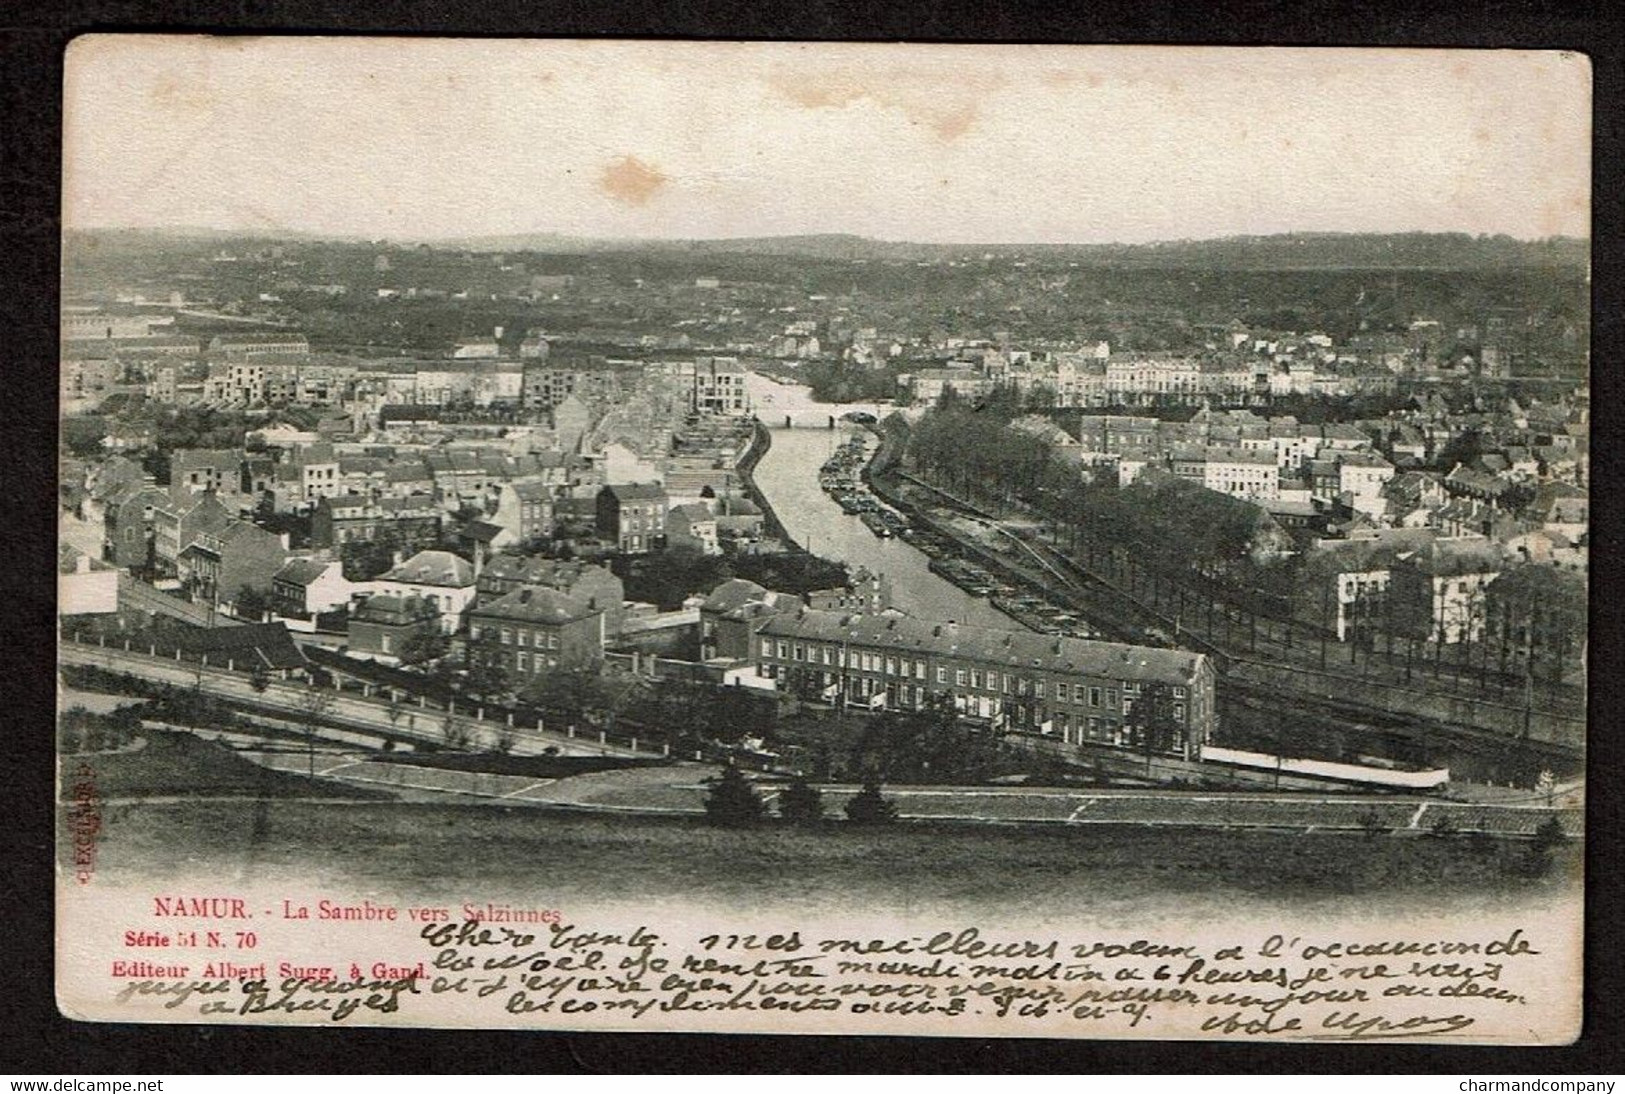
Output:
[777, 641, 788, 659]
[517, 652, 529, 671]
[1056, 682, 1069, 703]
[548, 634, 558, 650]
[380, 634, 392, 653]
[1035, 680, 1046, 699]
[914, 660, 925, 680]
[470, 625, 483, 641]
[500, 628, 512, 645]
[885, 657, 897, 676]
[955, 669, 967, 687]
[793, 644, 804, 662]
[936, 667, 947, 684]
[1089, 687, 1101, 707]
[516, 632, 528, 647]
[761, 638, 772, 657]
[1107, 689, 1119, 709]
[970, 670, 983, 689]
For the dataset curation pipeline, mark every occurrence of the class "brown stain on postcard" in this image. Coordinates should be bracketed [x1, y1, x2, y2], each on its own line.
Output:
[768, 71, 1004, 142]
[600, 155, 669, 206]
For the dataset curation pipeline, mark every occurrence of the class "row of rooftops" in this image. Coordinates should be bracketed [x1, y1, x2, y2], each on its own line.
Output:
[755, 608, 1207, 686]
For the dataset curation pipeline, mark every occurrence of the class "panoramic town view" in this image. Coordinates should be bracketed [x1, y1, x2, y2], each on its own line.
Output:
[56, 42, 1587, 961]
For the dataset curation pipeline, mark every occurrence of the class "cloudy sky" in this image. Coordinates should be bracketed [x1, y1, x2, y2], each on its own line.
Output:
[63, 38, 1590, 244]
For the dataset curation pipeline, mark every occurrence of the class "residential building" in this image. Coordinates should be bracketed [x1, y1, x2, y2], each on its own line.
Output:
[271, 557, 353, 618]
[905, 368, 995, 406]
[666, 502, 720, 555]
[713, 495, 765, 542]
[1389, 546, 1504, 645]
[347, 595, 440, 664]
[754, 610, 1216, 756]
[488, 480, 555, 548]
[1337, 451, 1397, 520]
[804, 568, 893, 613]
[371, 549, 478, 635]
[476, 556, 625, 635]
[691, 357, 750, 415]
[152, 490, 233, 578]
[62, 312, 157, 340]
[208, 333, 311, 358]
[468, 587, 607, 674]
[596, 483, 669, 553]
[102, 483, 169, 569]
[1202, 446, 1279, 501]
[699, 578, 798, 661]
[311, 495, 442, 550]
[176, 520, 289, 611]
[171, 449, 243, 498]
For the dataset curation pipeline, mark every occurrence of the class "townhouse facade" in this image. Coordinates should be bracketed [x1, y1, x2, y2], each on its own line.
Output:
[753, 610, 1216, 757]
[468, 587, 607, 674]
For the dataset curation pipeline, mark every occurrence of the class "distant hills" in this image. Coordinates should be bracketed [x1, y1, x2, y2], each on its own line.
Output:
[446, 231, 1588, 270]
[68, 227, 1588, 271]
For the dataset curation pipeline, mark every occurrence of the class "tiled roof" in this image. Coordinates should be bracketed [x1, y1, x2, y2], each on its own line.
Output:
[602, 483, 667, 502]
[353, 594, 438, 626]
[700, 578, 770, 614]
[275, 558, 334, 586]
[175, 622, 307, 670]
[383, 550, 474, 587]
[472, 586, 600, 625]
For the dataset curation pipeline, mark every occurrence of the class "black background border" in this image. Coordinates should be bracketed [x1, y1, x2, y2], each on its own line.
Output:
[2, 0, 1621, 1075]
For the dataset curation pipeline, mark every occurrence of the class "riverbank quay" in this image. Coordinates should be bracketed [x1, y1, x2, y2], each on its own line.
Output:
[736, 419, 791, 544]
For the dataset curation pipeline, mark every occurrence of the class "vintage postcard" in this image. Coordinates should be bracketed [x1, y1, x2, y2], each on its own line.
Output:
[56, 37, 1588, 1041]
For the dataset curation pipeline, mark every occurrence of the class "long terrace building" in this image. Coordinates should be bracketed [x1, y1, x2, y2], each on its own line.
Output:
[754, 609, 1215, 758]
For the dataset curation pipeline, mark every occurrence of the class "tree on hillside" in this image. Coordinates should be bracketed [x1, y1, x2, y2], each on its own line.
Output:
[777, 775, 825, 825]
[523, 667, 610, 728]
[458, 635, 512, 708]
[844, 778, 899, 825]
[398, 630, 450, 669]
[297, 685, 335, 779]
[850, 694, 1011, 785]
[704, 764, 766, 828]
[341, 537, 400, 582]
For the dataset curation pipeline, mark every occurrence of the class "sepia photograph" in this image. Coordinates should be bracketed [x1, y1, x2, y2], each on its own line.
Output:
[54, 37, 1589, 1042]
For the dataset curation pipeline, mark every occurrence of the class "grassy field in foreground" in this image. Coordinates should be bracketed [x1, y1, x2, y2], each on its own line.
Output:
[74, 798, 1579, 921]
